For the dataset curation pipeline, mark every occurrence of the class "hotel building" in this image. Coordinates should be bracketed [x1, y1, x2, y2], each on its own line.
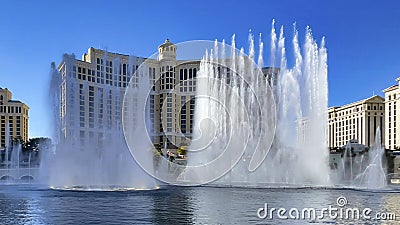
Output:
[57, 40, 199, 148]
[0, 87, 29, 149]
[383, 78, 400, 150]
[328, 95, 385, 148]
[56, 39, 278, 149]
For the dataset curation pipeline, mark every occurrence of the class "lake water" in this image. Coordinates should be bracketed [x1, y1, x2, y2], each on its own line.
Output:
[0, 184, 400, 224]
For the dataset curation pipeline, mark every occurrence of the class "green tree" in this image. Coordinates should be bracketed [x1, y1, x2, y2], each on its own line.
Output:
[177, 145, 188, 156]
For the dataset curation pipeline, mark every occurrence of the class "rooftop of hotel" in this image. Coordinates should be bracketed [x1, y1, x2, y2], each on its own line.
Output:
[329, 95, 384, 111]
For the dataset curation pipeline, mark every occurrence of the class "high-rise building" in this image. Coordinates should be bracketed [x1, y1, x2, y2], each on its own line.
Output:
[57, 40, 199, 148]
[383, 78, 400, 150]
[57, 47, 143, 148]
[0, 87, 29, 149]
[56, 39, 279, 149]
[328, 95, 385, 148]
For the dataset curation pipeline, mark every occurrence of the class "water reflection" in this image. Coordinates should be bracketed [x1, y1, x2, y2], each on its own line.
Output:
[382, 194, 400, 224]
[0, 186, 44, 224]
[0, 185, 399, 224]
[150, 186, 194, 225]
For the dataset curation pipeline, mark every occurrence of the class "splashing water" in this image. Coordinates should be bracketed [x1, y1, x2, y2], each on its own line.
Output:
[352, 127, 387, 189]
[40, 60, 157, 190]
[181, 21, 330, 187]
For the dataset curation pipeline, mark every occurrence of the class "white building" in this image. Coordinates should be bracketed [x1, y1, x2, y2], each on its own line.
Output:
[383, 78, 400, 150]
[328, 95, 385, 148]
[56, 39, 279, 150]
[57, 40, 199, 149]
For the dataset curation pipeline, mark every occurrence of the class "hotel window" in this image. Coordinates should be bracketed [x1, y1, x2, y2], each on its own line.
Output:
[88, 86, 95, 129]
[180, 69, 184, 81]
[107, 90, 112, 129]
[72, 66, 77, 78]
[181, 96, 186, 105]
[80, 117, 85, 127]
[98, 92, 104, 128]
[114, 94, 121, 123]
[189, 69, 193, 79]
[89, 132, 94, 140]
[193, 68, 197, 78]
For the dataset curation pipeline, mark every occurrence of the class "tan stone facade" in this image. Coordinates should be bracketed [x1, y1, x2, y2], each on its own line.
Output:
[0, 88, 29, 149]
[328, 95, 385, 148]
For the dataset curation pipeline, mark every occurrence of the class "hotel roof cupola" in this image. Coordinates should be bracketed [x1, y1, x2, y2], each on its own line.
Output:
[158, 39, 176, 61]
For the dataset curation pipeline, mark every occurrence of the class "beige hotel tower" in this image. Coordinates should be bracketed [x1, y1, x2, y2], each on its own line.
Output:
[0, 87, 29, 150]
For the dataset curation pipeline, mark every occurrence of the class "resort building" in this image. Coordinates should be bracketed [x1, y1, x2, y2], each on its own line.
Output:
[57, 40, 198, 148]
[56, 39, 278, 149]
[0, 87, 29, 150]
[383, 78, 400, 150]
[328, 95, 385, 148]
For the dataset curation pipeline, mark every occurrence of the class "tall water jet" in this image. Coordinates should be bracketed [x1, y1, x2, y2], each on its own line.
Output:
[122, 65, 158, 189]
[354, 127, 387, 189]
[182, 21, 330, 187]
[4, 123, 10, 170]
[41, 56, 157, 190]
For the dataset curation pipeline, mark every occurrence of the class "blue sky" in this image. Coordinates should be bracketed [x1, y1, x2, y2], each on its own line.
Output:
[0, 0, 399, 138]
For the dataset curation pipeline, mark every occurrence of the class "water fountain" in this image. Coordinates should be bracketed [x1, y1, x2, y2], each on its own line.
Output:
[39, 20, 389, 190]
[0, 123, 28, 183]
[179, 21, 330, 187]
[10, 141, 21, 170]
[182, 22, 390, 189]
[40, 61, 157, 191]
[351, 128, 387, 189]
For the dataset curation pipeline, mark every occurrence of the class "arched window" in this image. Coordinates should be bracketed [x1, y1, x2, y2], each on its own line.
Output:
[193, 68, 197, 78]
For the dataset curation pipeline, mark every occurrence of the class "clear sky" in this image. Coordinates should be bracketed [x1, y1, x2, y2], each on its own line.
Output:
[0, 0, 399, 138]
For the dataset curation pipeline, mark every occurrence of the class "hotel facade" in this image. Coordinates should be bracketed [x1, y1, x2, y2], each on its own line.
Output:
[383, 78, 400, 150]
[56, 39, 278, 149]
[57, 40, 199, 148]
[0, 87, 29, 150]
[328, 95, 385, 148]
